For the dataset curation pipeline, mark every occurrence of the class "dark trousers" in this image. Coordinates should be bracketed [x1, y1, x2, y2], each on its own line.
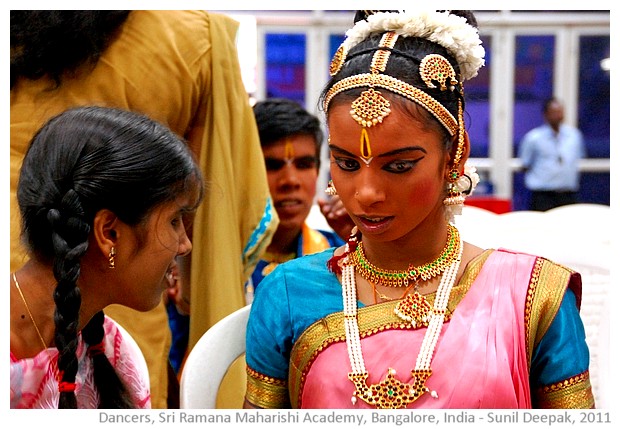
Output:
[530, 190, 579, 211]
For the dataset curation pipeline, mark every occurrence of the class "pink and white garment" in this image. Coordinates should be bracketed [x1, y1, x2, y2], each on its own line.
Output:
[296, 250, 537, 408]
[10, 316, 151, 409]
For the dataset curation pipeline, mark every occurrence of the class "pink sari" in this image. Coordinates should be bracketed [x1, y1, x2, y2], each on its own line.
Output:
[291, 250, 536, 408]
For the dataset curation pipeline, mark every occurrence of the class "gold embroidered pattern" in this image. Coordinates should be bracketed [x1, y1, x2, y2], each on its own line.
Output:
[246, 366, 289, 408]
[324, 73, 458, 136]
[525, 257, 575, 365]
[534, 370, 595, 409]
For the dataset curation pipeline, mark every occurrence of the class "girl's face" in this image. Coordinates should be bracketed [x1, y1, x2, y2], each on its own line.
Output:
[327, 101, 451, 244]
[114, 189, 198, 311]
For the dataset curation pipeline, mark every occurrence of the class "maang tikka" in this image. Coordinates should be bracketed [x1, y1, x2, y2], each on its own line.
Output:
[349, 32, 398, 166]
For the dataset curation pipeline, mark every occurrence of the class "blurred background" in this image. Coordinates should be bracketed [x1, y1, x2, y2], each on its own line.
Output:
[223, 10, 610, 212]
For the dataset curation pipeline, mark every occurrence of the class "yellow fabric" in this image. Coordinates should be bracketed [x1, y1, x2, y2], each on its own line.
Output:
[301, 223, 331, 255]
[183, 13, 277, 409]
[10, 11, 276, 408]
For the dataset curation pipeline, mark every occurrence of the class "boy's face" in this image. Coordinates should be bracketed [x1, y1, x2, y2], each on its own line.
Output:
[263, 134, 319, 235]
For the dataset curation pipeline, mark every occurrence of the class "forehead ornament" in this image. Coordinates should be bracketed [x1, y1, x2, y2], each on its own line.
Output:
[349, 32, 397, 129]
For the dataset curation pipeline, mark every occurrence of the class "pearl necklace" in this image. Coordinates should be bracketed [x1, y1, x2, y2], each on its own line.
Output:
[342, 235, 463, 409]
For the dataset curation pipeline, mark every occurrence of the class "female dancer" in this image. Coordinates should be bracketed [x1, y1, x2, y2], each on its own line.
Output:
[244, 10, 593, 409]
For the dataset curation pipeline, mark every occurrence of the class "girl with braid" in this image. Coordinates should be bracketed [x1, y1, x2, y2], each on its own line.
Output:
[10, 106, 204, 408]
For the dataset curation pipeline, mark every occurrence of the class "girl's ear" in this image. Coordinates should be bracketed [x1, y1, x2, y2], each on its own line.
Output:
[446, 130, 471, 175]
[92, 209, 119, 259]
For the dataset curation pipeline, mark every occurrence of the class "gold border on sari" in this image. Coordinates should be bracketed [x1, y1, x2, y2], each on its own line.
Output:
[246, 366, 290, 408]
[534, 370, 595, 409]
[525, 257, 576, 364]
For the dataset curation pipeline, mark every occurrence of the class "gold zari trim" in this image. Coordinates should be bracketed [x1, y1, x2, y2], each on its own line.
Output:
[246, 366, 290, 408]
[525, 257, 575, 365]
[534, 371, 595, 409]
[323, 73, 458, 136]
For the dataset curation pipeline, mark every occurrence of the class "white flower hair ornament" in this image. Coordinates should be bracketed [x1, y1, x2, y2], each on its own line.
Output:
[444, 163, 480, 223]
[342, 10, 485, 81]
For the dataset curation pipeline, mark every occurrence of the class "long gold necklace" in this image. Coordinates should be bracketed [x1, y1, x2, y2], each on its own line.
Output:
[342, 235, 463, 409]
[12, 272, 49, 352]
[351, 224, 460, 287]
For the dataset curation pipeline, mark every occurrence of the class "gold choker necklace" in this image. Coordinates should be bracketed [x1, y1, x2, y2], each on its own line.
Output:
[351, 224, 460, 287]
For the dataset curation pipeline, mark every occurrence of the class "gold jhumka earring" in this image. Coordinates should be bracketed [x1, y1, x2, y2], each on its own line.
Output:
[417, 53, 467, 209]
[108, 247, 116, 269]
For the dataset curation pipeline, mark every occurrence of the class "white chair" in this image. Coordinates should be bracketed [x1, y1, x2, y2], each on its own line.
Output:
[179, 304, 251, 408]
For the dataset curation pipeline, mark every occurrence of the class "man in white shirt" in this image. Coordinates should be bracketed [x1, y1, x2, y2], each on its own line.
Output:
[519, 98, 586, 211]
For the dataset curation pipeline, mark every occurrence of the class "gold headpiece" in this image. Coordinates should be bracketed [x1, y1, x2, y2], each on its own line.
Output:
[324, 11, 483, 182]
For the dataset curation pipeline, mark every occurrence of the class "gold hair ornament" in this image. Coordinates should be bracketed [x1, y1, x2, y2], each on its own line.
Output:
[324, 73, 458, 136]
[420, 54, 458, 91]
[330, 44, 347, 76]
[348, 32, 397, 129]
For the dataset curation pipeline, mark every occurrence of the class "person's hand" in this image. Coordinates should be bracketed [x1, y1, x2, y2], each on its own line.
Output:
[166, 263, 190, 315]
[317, 195, 355, 241]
